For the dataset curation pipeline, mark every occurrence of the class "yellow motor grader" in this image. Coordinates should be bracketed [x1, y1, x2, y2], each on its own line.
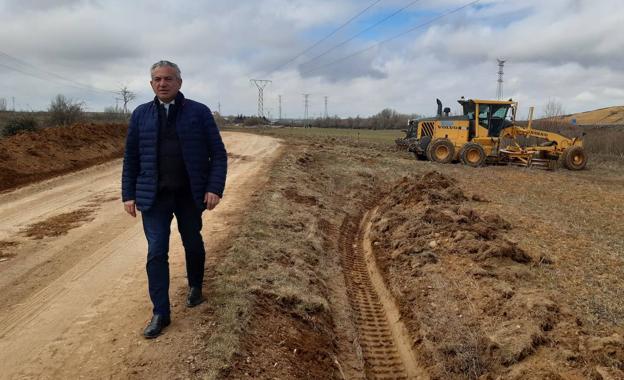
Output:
[407, 98, 588, 170]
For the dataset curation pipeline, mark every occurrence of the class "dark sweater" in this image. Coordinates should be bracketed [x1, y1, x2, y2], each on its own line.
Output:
[157, 98, 190, 191]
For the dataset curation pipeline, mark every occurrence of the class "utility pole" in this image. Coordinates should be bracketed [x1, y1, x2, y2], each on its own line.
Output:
[250, 79, 271, 118]
[324, 96, 328, 118]
[496, 58, 506, 100]
[278, 95, 282, 121]
[12, 97, 15, 111]
[218, 102, 221, 114]
[303, 94, 310, 125]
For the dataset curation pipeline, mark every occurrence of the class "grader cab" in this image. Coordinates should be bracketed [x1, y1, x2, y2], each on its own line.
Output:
[407, 98, 587, 170]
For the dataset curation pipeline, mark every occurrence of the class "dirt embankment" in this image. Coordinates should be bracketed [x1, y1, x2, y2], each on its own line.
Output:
[371, 171, 624, 379]
[0, 123, 127, 192]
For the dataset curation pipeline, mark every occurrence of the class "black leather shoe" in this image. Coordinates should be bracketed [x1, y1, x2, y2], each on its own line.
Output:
[143, 314, 171, 339]
[186, 286, 205, 308]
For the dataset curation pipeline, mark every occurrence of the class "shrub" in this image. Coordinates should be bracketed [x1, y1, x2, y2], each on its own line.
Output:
[101, 106, 129, 122]
[212, 112, 227, 129]
[2, 116, 38, 137]
[243, 116, 270, 126]
[48, 94, 85, 126]
[582, 127, 624, 157]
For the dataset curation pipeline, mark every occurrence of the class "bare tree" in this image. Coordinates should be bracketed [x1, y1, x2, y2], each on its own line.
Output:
[539, 98, 569, 132]
[118, 85, 136, 114]
[542, 98, 565, 119]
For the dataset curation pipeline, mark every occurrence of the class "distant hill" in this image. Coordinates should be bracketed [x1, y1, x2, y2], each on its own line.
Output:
[559, 106, 624, 125]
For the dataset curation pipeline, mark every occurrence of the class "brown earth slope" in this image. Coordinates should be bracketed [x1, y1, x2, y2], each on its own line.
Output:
[0, 123, 127, 192]
[561, 106, 624, 125]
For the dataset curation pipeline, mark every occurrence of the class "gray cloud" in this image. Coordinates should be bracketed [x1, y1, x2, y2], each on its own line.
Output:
[0, 0, 621, 117]
[4, 0, 88, 12]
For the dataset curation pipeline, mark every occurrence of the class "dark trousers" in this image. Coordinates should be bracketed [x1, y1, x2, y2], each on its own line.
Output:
[141, 188, 205, 317]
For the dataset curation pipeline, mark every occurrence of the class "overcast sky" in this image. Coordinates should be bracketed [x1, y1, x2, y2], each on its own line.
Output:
[0, 0, 622, 118]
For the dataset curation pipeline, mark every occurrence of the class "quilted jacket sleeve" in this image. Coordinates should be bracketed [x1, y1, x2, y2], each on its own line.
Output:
[204, 107, 228, 198]
[121, 110, 140, 202]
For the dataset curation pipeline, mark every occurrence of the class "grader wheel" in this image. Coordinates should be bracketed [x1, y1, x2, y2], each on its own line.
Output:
[426, 139, 455, 164]
[460, 143, 486, 167]
[562, 146, 588, 170]
[413, 151, 427, 161]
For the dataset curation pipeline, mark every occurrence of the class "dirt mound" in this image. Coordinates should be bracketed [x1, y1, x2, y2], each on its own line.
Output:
[374, 172, 529, 267]
[370, 171, 624, 379]
[0, 123, 127, 192]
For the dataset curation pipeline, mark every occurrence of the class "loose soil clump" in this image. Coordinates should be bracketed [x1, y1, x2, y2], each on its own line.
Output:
[20, 208, 97, 239]
[0, 240, 19, 260]
[226, 294, 337, 379]
[370, 171, 624, 379]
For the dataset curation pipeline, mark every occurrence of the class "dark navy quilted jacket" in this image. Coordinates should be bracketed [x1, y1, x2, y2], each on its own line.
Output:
[121, 92, 227, 211]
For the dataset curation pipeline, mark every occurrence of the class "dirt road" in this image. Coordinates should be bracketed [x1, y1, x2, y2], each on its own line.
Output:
[0, 132, 281, 379]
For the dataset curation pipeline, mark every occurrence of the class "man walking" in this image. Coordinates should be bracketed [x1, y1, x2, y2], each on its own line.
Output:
[121, 60, 227, 338]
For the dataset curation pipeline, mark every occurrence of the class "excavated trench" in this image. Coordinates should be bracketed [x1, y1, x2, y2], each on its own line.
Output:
[339, 208, 428, 379]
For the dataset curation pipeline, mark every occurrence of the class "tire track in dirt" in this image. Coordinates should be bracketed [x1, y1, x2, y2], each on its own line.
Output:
[340, 208, 428, 379]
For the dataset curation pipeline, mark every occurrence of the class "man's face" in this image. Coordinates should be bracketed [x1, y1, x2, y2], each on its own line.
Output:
[150, 66, 182, 103]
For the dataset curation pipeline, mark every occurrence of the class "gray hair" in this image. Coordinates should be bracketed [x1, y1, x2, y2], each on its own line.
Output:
[150, 60, 182, 79]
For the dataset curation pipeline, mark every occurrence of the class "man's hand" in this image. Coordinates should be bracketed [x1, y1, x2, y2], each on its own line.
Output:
[204, 192, 221, 211]
[124, 200, 137, 217]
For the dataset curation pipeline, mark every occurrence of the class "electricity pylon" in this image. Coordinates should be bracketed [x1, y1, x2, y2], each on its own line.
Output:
[250, 79, 271, 117]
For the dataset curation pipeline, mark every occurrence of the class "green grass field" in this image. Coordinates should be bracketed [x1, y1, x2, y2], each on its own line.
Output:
[224, 126, 404, 144]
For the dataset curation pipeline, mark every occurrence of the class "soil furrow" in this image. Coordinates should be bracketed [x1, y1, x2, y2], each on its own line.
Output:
[340, 210, 428, 379]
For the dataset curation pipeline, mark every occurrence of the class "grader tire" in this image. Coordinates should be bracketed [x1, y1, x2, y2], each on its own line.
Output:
[562, 146, 588, 170]
[426, 139, 455, 164]
[413, 151, 427, 161]
[460, 143, 486, 167]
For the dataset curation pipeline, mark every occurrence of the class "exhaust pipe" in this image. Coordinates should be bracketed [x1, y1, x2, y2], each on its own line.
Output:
[436, 99, 442, 117]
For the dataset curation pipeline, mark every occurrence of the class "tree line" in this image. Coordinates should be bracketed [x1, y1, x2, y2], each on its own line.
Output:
[304, 108, 423, 130]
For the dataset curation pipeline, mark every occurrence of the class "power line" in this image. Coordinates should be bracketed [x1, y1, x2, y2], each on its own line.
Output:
[0, 50, 116, 95]
[0, 50, 115, 94]
[299, 0, 423, 69]
[301, 0, 481, 76]
[266, 0, 384, 75]
[0, 61, 108, 95]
